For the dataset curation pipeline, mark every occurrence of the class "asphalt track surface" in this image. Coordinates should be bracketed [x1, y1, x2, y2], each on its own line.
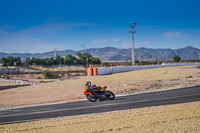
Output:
[0, 85, 200, 125]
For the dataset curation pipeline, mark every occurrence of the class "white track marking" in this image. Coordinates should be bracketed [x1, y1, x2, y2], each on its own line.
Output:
[1, 100, 200, 125]
[0, 93, 200, 118]
[0, 94, 134, 111]
[0, 99, 87, 111]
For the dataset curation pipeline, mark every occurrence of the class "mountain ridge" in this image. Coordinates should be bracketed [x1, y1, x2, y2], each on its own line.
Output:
[0, 46, 200, 61]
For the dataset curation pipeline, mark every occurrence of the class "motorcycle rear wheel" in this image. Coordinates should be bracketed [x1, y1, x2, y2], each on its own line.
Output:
[86, 94, 97, 102]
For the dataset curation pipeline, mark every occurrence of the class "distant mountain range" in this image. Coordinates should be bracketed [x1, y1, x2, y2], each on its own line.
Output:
[0, 46, 200, 61]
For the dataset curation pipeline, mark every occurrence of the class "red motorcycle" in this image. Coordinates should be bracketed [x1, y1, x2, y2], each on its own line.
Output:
[84, 85, 115, 102]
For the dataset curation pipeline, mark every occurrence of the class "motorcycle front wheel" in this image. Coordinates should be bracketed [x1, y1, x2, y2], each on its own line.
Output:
[107, 91, 115, 100]
[86, 94, 97, 102]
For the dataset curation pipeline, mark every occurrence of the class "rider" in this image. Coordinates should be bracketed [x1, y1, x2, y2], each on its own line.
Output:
[85, 81, 91, 87]
[97, 86, 106, 92]
[85, 81, 92, 89]
[85, 81, 106, 92]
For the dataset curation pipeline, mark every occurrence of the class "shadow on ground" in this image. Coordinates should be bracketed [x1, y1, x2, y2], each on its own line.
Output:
[0, 85, 30, 90]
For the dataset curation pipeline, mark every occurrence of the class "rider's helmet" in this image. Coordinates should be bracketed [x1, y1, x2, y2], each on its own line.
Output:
[85, 81, 91, 87]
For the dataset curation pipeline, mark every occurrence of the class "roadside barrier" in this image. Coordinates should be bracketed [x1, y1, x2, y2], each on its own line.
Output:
[87, 68, 94, 76]
[85, 63, 200, 76]
[93, 68, 98, 76]
[0, 68, 20, 74]
[97, 66, 135, 75]
[87, 67, 99, 76]
[0, 78, 39, 85]
[97, 63, 200, 76]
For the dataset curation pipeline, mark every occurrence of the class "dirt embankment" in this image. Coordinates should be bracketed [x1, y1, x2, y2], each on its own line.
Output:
[0, 66, 200, 109]
[1, 102, 199, 133]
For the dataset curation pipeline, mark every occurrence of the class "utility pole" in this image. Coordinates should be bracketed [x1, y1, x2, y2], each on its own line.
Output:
[80, 43, 85, 53]
[84, 45, 86, 52]
[139, 54, 141, 62]
[54, 49, 57, 58]
[129, 21, 136, 66]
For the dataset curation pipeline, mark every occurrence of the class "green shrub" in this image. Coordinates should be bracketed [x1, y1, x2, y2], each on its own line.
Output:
[130, 88, 137, 92]
[173, 55, 181, 62]
[101, 62, 109, 67]
[43, 70, 54, 79]
[186, 75, 193, 78]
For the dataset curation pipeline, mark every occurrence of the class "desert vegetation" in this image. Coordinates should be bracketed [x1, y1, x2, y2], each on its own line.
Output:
[0, 52, 101, 67]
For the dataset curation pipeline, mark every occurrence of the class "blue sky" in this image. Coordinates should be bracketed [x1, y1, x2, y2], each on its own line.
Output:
[0, 0, 200, 53]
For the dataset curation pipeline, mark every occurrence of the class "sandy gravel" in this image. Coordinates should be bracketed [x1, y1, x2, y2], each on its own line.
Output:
[1, 102, 199, 133]
[0, 66, 200, 109]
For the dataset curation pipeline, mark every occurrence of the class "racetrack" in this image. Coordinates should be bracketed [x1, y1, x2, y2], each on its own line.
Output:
[0, 85, 200, 125]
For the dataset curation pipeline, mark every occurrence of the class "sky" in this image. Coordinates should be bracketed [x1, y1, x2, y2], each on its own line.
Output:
[0, 0, 200, 53]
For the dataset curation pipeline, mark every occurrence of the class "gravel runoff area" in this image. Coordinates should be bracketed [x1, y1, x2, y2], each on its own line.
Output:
[0, 102, 199, 132]
[0, 65, 200, 109]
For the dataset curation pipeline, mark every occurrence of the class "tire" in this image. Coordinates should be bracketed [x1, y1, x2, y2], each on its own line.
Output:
[107, 91, 115, 100]
[86, 94, 97, 102]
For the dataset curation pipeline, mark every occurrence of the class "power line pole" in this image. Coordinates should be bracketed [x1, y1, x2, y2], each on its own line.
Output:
[54, 49, 57, 58]
[129, 21, 136, 66]
[80, 43, 85, 53]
